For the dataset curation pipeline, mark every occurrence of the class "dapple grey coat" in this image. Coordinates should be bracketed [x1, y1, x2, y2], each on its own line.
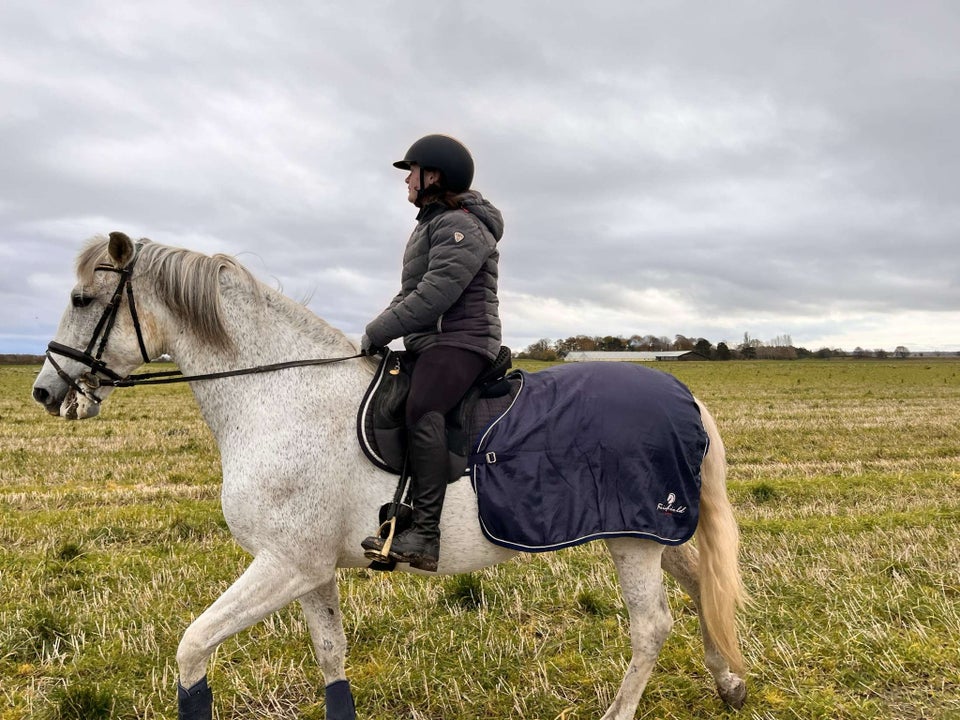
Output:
[365, 191, 503, 361]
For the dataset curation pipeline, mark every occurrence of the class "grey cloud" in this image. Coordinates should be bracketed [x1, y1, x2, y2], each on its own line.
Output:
[2, 1, 958, 354]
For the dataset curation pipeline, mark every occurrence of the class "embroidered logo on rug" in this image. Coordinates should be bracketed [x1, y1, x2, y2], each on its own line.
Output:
[454, 232, 464, 243]
[657, 492, 687, 515]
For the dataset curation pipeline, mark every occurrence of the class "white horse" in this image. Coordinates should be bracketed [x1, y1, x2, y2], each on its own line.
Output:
[32, 233, 747, 720]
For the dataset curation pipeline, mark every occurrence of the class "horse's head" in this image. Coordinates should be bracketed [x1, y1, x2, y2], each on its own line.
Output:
[32, 232, 159, 419]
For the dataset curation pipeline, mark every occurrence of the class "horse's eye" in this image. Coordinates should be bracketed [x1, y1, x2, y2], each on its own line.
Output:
[72, 292, 94, 308]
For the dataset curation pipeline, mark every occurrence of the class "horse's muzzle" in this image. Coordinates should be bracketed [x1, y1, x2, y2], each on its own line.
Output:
[32, 381, 101, 420]
[32, 384, 64, 416]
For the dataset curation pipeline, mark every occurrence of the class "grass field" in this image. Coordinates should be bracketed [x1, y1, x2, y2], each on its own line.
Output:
[1, 359, 958, 719]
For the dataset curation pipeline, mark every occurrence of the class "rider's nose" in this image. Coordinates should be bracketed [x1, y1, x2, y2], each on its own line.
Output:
[33, 386, 50, 404]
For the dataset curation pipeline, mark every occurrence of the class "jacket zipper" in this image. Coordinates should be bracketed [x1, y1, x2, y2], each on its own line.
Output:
[436, 314, 444, 333]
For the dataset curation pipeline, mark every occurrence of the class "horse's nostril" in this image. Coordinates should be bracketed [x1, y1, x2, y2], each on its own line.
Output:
[33, 386, 50, 404]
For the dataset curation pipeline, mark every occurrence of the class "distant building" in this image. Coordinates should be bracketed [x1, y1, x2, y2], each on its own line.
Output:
[564, 351, 707, 362]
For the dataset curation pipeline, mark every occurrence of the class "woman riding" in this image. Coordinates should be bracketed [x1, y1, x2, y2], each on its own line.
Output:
[360, 134, 504, 572]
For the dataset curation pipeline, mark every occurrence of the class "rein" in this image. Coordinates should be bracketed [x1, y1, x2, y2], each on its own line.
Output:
[45, 242, 364, 403]
[99, 353, 365, 389]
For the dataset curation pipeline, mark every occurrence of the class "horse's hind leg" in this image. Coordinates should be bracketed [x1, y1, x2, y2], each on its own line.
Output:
[661, 543, 746, 709]
[176, 553, 320, 720]
[601, 538, 671, 720]
[300, 580, 356, 720]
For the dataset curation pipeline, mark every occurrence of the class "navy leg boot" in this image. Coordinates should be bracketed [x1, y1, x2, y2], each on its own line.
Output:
[325, 679, 357, 720]
[177, 676, 212, 720]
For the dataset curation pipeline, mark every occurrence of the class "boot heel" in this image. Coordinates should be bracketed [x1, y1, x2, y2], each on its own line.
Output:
[409, 556, 438, 572]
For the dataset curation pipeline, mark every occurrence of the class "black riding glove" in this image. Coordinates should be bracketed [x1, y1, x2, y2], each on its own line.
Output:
[360, 334, 385, 356]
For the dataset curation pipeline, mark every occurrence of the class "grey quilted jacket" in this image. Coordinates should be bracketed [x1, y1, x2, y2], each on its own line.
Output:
[365, 191, 503, 361]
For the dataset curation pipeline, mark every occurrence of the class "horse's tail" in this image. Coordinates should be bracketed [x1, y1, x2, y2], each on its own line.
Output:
[694, 399, 746, 675]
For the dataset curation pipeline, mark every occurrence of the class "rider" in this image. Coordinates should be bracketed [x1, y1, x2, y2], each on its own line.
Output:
[360, 134, 504, 572]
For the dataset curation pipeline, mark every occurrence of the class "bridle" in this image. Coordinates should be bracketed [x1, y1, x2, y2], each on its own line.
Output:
[45, 244, 152, 405]
[45, 243, 363, 407]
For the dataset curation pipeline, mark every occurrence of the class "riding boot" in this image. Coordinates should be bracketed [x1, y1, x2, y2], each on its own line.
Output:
[388, 411, 449, 572]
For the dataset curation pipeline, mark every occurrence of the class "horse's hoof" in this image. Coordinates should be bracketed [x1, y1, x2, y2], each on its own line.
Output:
[718, 677, 747, 710]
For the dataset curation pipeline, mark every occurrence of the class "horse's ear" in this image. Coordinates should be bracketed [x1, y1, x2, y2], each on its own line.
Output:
[108, 231, 135, 268]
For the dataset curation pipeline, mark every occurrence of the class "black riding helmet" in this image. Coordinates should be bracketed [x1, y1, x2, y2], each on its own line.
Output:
[394, 134, 475, 195]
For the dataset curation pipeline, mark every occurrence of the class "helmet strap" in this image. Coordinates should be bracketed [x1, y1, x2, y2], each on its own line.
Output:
[415, 166, 445, 207]
[416, 166, 426, 204]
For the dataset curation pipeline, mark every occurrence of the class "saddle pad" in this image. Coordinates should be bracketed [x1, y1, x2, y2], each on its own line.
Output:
[470, 362, 707, 551]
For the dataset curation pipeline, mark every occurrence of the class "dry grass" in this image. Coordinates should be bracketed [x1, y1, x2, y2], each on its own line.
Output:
[1, 360, 959, 719]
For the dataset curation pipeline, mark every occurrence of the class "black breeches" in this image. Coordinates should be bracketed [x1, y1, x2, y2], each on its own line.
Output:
[405, 346, 488, 427]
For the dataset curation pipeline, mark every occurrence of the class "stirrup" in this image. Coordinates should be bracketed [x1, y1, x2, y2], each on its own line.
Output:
[362, 515, 397, 563]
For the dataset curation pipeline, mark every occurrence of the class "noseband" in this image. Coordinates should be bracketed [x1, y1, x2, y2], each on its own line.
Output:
[45, 244, 152, 405]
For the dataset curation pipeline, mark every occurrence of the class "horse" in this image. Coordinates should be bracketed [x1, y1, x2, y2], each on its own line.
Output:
[31, 232, 747, 719]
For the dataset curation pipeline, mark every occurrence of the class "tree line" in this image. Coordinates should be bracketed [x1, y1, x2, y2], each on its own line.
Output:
[516, 333, 929, 361]
[0, 354, 46, 365]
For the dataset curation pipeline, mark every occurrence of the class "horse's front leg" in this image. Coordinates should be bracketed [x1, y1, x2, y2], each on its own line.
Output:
[176, 552, 320, 720]
[300, 579, 356, 720]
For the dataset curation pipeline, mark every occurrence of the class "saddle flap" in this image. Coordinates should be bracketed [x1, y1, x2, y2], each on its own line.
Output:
[356, 350, 412, 473]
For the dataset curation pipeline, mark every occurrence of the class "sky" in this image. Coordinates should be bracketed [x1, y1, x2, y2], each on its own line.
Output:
[3, 1, 958, 356]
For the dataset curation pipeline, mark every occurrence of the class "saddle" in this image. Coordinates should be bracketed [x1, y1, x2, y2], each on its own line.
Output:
[356, 346, 517, 482]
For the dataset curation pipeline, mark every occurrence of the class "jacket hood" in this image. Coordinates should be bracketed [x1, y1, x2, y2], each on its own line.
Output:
[458, 190, 504, 241]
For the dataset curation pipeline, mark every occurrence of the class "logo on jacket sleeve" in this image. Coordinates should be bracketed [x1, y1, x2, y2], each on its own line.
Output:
[453, 231, 464, 243]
